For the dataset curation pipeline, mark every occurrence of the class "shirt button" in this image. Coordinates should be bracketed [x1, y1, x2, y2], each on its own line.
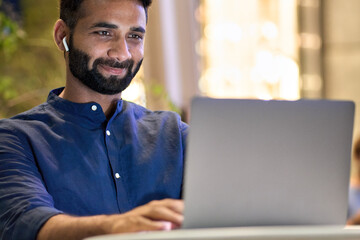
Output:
[91, 105, 97, 111]
[115, 173, 121, 179]
[106, 130, 111, 136]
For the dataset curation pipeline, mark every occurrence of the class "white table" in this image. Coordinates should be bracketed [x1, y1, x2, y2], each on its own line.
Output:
[85, 226, 360, 240]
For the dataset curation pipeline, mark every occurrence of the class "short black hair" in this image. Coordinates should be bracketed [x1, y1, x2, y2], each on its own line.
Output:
[60, 0, 152, 30]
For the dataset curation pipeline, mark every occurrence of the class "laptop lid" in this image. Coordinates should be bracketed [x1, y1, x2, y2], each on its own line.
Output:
[183, 98, 355, 228]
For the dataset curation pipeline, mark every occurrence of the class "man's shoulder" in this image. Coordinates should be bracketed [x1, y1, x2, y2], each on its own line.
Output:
[123, 101, 181, 121]
[122, 101, 188, 131]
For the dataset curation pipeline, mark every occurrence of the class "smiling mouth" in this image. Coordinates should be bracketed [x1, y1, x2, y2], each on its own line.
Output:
[99, 64, 127, 76]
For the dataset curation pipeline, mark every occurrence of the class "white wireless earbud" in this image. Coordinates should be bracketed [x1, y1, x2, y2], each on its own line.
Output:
[62, 36, 69, 52]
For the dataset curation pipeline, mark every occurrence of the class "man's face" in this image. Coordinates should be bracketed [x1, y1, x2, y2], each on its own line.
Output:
[67, 0, 146, 95]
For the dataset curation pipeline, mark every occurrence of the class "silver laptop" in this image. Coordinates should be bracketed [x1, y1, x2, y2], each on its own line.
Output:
[183, 97, 355, 229]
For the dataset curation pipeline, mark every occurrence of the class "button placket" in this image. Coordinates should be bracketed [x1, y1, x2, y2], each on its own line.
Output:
[103, 119, 128, 210]
[104, 124, 119, 182]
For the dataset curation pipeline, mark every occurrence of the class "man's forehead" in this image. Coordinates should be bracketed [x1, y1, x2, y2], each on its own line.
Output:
[77, 0, 146, 25]
[81, 0, 144, 9]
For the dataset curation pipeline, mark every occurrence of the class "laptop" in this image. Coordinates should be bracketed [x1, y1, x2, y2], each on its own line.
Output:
[182, 97, 355, 229]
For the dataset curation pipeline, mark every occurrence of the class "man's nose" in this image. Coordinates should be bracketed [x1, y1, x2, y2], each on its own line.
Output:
[107, 37, 131, 62]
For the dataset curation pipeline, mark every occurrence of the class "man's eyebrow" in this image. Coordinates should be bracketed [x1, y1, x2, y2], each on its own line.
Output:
[130, 26, 146, 33]
[90, 22, 118, 29]
[89, 23, 145, 33]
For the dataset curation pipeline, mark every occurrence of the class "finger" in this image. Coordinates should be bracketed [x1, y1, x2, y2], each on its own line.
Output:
[136, 217, 172, 231]
[158, 221, 172, 231]
[170, 222, 182, 230]
[153, 199, 184, 214]
[112, 216, 168, 233]
[144, 204, 184, 226]
[165, 199, 184, 214]
[158, 221, 181, 231]
[131, 218, 176, 232]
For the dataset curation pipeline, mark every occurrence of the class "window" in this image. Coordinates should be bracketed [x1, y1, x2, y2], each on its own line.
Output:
[198, 0, 300, 100]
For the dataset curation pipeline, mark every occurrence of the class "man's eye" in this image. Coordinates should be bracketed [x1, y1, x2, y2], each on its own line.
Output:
[129, 34, 142, 40]
[97, 31, 110, 36]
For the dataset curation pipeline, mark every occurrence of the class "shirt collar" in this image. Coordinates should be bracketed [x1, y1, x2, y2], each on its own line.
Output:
[47, 87, 123, 128]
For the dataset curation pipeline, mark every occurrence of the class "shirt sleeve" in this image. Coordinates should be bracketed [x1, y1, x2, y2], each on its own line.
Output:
[0, 124, 62, 240]
[180, 120, 189, 157]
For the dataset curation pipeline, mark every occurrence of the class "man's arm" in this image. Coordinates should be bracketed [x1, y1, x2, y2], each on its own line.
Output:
[37, 199, 184, 240]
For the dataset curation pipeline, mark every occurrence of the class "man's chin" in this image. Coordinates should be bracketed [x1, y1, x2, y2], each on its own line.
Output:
[90, 86, 123, 95]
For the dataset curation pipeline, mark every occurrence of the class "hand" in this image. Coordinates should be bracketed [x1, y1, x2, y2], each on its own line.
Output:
[347, 211, 360, 225]
[105, 199, 184, 233]
[37, 199, 184, 240]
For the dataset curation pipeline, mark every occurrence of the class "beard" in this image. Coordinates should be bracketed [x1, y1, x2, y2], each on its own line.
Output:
[68, 34, 143, 95]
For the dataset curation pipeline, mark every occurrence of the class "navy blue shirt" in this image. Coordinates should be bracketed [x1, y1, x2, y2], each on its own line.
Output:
[0, 88, 188, 240]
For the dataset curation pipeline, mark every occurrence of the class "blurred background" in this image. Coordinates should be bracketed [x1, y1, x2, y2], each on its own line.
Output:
[1, 0, 360, 171]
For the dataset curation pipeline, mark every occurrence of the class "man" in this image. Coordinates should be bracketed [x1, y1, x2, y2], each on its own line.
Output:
[348, 137, 360, 225]
[0, 0, 188, 239]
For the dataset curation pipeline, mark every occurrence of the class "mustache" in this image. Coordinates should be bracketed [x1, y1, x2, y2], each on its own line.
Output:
[93, 58, 133, 69]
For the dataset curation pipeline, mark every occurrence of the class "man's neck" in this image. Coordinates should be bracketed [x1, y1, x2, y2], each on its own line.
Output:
[60, 76, 122, 119]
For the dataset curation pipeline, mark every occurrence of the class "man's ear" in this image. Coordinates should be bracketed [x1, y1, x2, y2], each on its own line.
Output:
[54, 19, 69, 52]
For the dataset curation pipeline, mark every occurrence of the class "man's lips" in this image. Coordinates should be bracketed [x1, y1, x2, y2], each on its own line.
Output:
[99, 64, 127, 76]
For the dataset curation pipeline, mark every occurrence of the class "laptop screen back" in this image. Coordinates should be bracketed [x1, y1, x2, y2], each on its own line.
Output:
[183, 98, 355, 228]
